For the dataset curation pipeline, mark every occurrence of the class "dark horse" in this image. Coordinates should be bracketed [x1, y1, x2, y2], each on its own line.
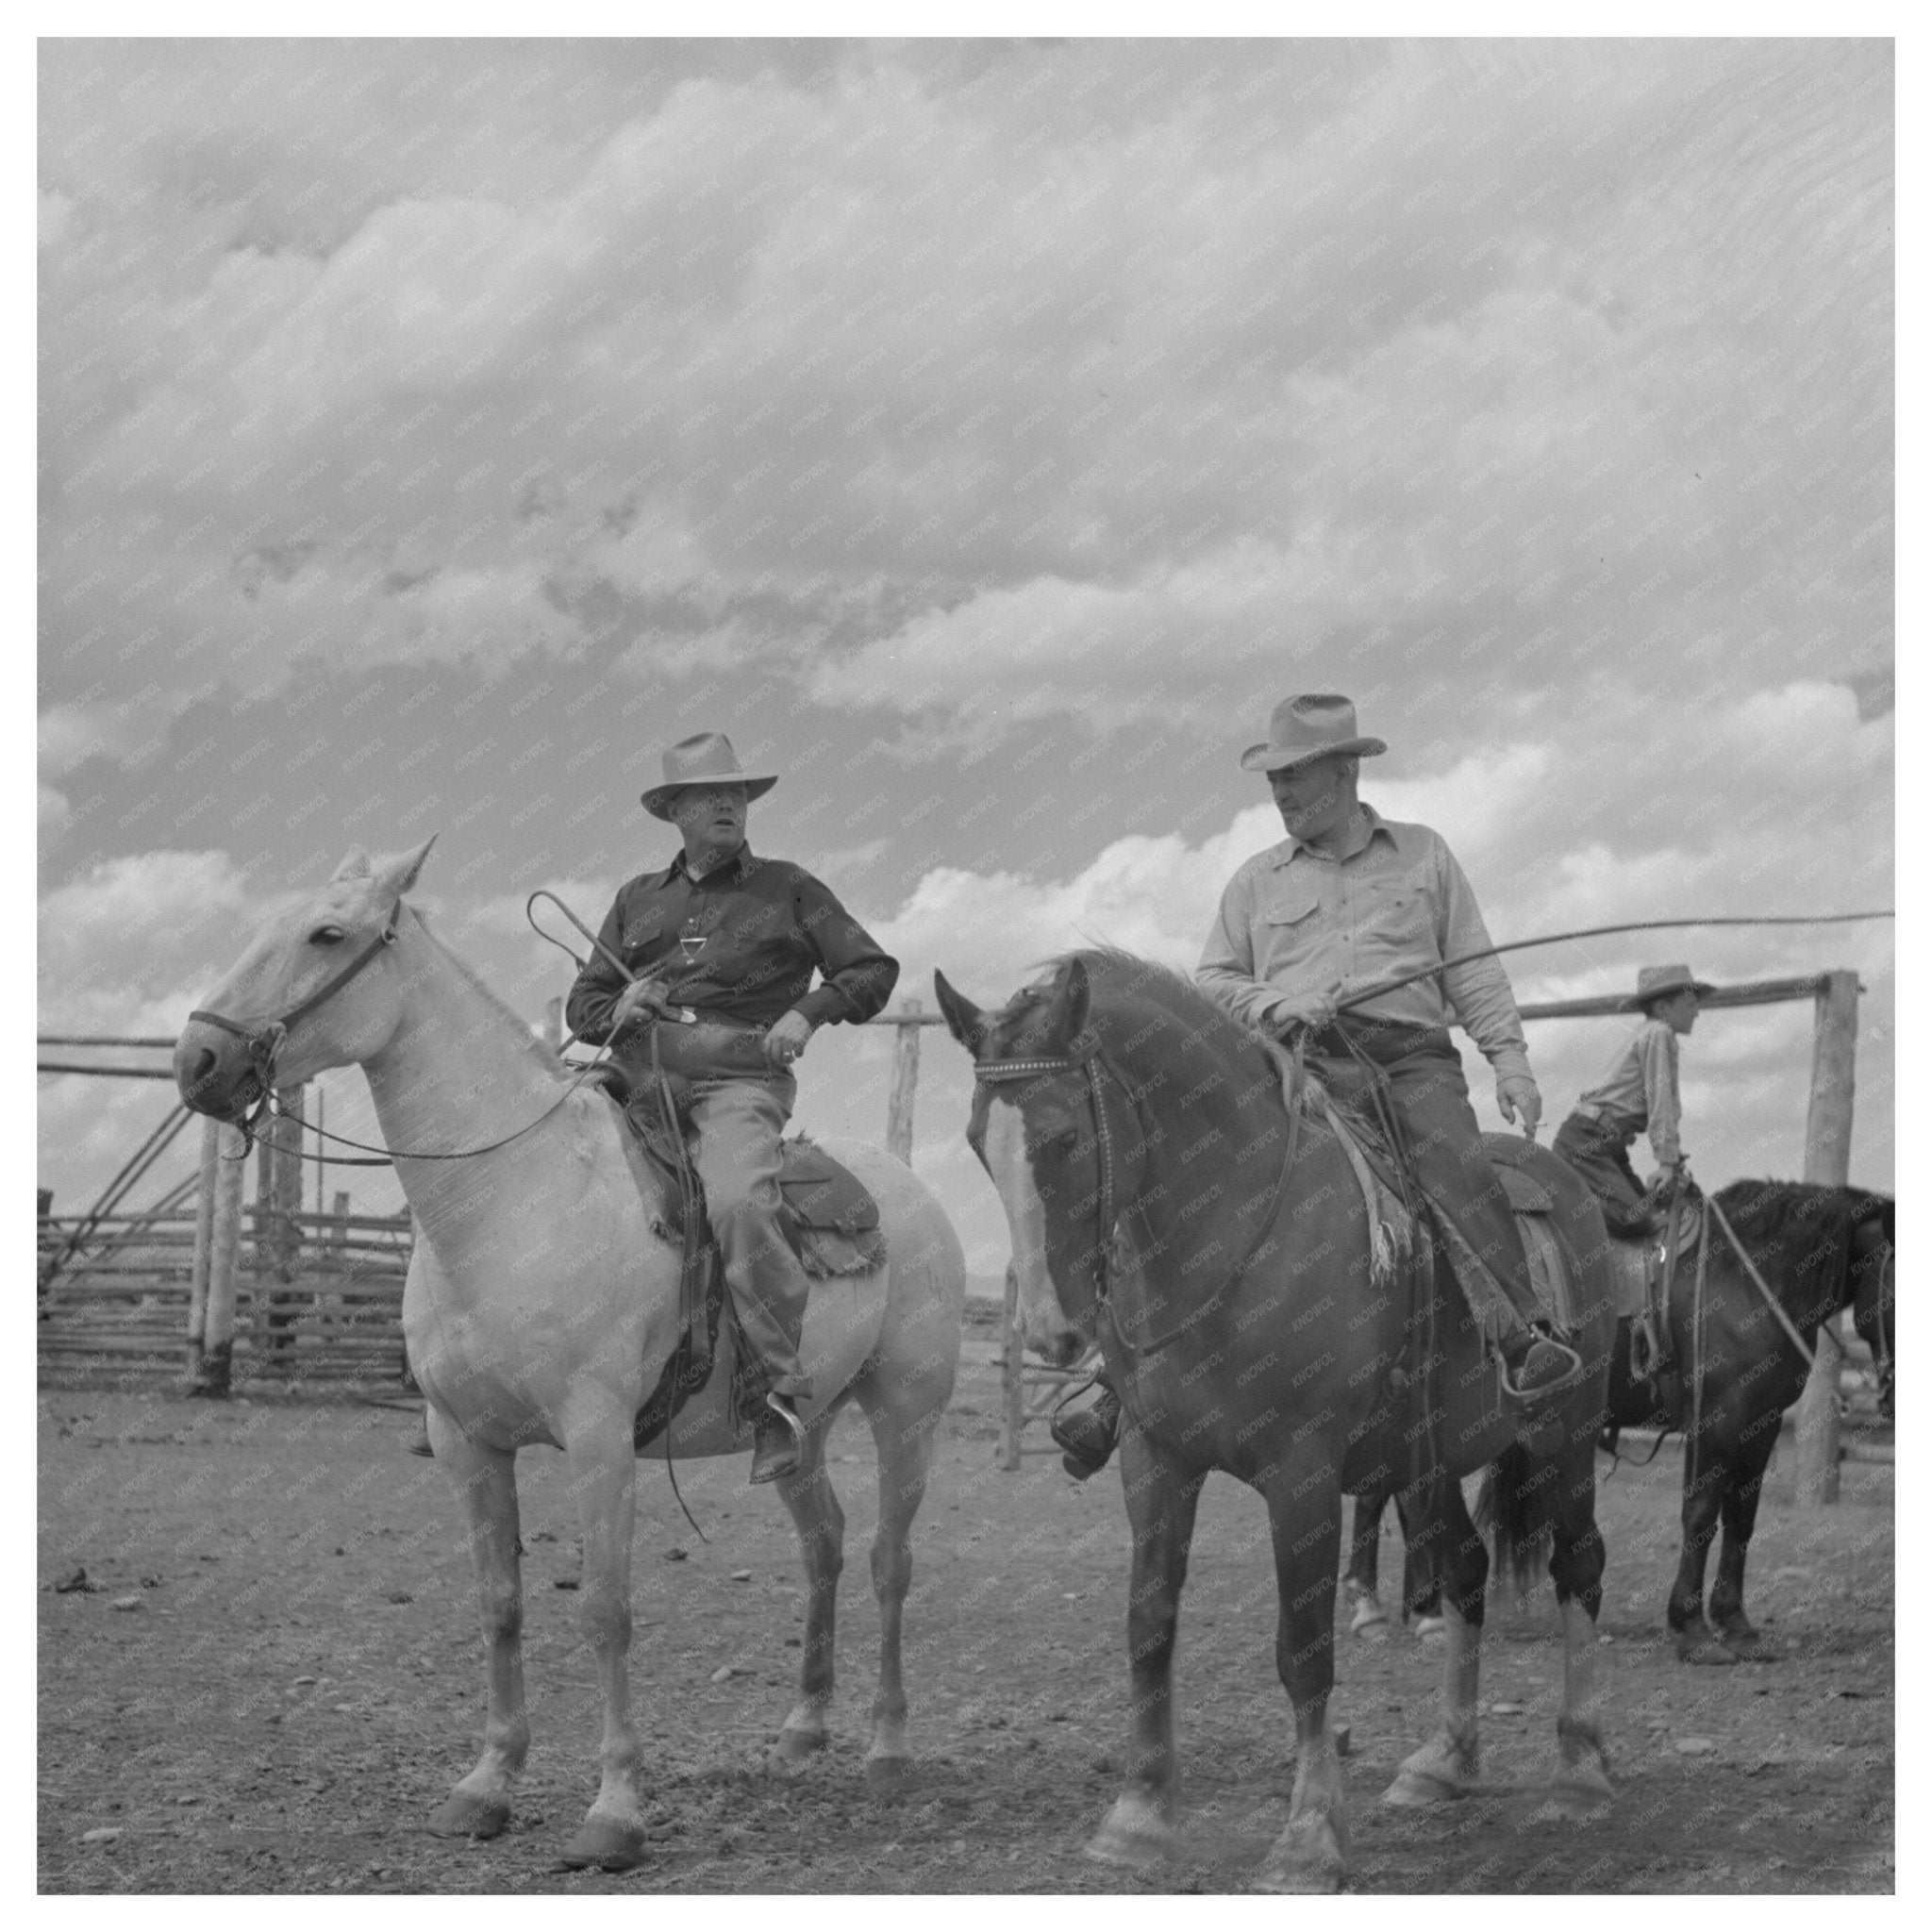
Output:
[1605, 1178, 1894, 1663]
[937, 952, 1618, 1891]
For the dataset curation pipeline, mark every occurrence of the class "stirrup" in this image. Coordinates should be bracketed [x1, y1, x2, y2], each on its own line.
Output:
[1500, 1335, 1589, 1405]
[749, 1394, 806, 1485]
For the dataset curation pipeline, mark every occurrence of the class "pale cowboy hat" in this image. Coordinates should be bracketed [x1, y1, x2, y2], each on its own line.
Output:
[1623, 964, 1717, 1012]
[1240, 693, 1389, 774]
[640, 732, 779, 820]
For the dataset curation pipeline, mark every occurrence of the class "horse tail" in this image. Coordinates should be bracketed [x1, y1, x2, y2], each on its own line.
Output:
[1474, 1443, 1549, 1600]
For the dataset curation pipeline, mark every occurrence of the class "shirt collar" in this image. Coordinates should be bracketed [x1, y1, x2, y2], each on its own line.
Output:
[1272, 803, 1393, 866]
[669, 842, 753, 885]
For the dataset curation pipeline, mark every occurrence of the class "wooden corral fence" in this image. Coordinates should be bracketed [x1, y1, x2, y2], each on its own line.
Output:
[39, 1001, 942, 1393]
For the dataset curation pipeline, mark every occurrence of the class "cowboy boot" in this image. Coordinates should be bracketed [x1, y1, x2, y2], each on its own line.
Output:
[749, 1391, 805, 1486]
[1050, 1380, 1123, 1480]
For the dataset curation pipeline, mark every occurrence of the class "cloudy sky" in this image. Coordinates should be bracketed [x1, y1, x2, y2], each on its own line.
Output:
[36, 38, 1892, 1268]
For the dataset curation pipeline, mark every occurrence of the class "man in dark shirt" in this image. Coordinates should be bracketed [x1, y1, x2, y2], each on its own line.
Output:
[566, 732, 900, 1484]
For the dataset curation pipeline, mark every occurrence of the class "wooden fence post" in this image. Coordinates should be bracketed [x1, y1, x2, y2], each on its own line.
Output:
[192, 1123, 246, 1396]
[186, 1115, 220, 1378]
[263, 1084, 306, 1360]
[886, 1000, 922, 1165]
[1792, 970, 1858, 1506]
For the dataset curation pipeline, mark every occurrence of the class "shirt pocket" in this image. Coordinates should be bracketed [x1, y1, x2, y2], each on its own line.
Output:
[1363, 885, 1436, 959]
[1260, 876, 1323, 928]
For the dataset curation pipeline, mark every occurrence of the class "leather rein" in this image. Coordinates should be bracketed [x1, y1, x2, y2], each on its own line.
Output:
[187, 902, 604, 1165]
[973, 1026, 1300, 1361]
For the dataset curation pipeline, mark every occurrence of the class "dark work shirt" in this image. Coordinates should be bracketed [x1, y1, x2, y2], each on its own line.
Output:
[565, 845, 900, 1044]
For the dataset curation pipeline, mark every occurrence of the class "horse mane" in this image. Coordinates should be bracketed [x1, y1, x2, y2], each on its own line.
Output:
[1035, 946, 1275, 1059]
[408, 905, 567, 1081]
[1708, 1178, 1890, 1305]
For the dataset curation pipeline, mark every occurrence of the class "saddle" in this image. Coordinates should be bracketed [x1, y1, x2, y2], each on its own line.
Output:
[583, 1063, 887, 1448]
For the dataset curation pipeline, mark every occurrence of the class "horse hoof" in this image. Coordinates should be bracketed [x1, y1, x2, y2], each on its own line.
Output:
[426, 1792, 509, 1840]
[1255, 1822, 1347, 1892]
[1720, 1628, 1781, 1664]
[1547, 1763, 1614, 1820]
[767, 1728, 828, 1776]
[1413, 1615, 1446, 1641]
[1382, 1767, 1470, 1807]
[864, 1754, 913, 1797]
[1349, 1601, 1390, 1638]
[558, 1817, 648, 1872]
[1084, 1795, 1175, 1867]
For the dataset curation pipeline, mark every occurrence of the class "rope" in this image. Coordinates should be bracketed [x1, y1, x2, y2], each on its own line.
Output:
[1703, 1191, 1825, 1371]
[1334, 909, 1893, 1017]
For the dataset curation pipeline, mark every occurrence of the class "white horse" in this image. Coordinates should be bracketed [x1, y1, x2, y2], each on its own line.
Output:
[174, 840, 965, 1870]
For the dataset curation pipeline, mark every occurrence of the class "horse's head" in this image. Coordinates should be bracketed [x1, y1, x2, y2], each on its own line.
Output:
[1848, 1196, 1894, 1422]
[174, 839, 436, 1123]
[936, 958, 1129, 1367]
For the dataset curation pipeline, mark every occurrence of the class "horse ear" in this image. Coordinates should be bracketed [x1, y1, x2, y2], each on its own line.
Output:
[374, 835, 438, 902]
[1050, 957, 1091, 1043]
[330, 845, 373, 881]
[933, 970, 987, 1055]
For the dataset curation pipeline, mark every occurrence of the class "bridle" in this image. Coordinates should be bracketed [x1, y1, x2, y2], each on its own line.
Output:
[187, 905, 403, 1143]
[973, 1023, 1297, 1360]
[974, 1025, 1124, 1302]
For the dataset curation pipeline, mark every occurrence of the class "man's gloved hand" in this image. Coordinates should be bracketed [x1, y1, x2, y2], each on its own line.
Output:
[763, 1009, 814, 1069]
[608, 976, 670, 1035]
[1269, 981, 1344, 1035]
[1647, 1160, 1683, 1198]
[1497, 1073, 1543, 1140]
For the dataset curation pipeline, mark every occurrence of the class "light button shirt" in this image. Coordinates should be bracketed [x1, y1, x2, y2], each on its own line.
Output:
[1195, 805, 1533, 1083]
[1576, 1019, 1683, 1164]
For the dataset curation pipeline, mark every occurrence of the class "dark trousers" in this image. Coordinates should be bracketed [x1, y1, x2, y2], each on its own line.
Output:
[1553, 1110, 1653, 1239]
[1308, 1021, 1540, 1348]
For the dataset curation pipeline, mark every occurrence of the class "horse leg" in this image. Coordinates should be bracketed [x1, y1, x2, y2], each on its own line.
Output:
[1395, 1484, 1444, 1635]
[1255, 1457, 1349, 1893]
[1709, 1424, 1781, 1662]
[558, 1422, 648, 1871]
[425, 1425, 527, 1841]
[1544, 1450, 1612, 1816]
[1668, 1439, 1735, 1665]
[1086, 1432, 1202, 1868]
[858, 1391, 940, 1793]
[768, 1429, 845, 1774]
[1385, 1479, 1485, 1807]
[1345, 1488, 1390, 1637]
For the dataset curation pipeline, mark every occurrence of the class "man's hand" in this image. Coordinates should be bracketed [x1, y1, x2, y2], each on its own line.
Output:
[1497, 1073, 1542, 1140]
[763, 1010, 814, 1069]
[1270, 980, 1344, 1035]
[1648, 1160, 1683, 1198]
[608, 977, 670, 1034]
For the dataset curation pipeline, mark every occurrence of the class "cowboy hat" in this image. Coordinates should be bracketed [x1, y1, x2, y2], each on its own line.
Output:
[1623, 964, 1717, 1012]
[1240, 693, 1388, 774]
[640, 732, 778, 820]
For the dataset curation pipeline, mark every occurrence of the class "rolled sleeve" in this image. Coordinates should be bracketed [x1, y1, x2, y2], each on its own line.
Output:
[1196, 866, 1292, 1032]
[1434, 845, 1532, 1083]
[1641, 1026, 1682, 1163]
[563, 886, 634, 1046]
[789, 872, 899, 1027]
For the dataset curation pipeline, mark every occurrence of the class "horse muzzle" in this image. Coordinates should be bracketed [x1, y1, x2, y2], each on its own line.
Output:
[174, 1017, 275, 1122]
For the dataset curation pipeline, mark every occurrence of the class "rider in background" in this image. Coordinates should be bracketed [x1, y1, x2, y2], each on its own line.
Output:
[566, 733, 899, 1485]
[1553, 964, 1711, 1239]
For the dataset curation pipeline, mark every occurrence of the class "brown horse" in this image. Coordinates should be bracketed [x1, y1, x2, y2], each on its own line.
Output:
[936, 950, 1618, 1891]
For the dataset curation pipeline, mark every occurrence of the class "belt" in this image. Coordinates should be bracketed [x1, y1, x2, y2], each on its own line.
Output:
[654, 1008, 762, 1031]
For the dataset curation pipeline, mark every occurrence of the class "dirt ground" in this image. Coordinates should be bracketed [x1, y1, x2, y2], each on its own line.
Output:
[40, 1341, 1893, 1895]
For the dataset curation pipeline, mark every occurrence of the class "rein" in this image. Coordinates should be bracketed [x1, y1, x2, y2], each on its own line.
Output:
[189, 907, 403, 1146]
[191, 899, 615, 1165]
[974, 1027, 1298, 1360]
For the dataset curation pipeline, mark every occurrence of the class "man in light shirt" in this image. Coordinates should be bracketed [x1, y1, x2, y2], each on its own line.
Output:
[1052, 692, 1582, 1480]
[1554, 964, 1711, 1238]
